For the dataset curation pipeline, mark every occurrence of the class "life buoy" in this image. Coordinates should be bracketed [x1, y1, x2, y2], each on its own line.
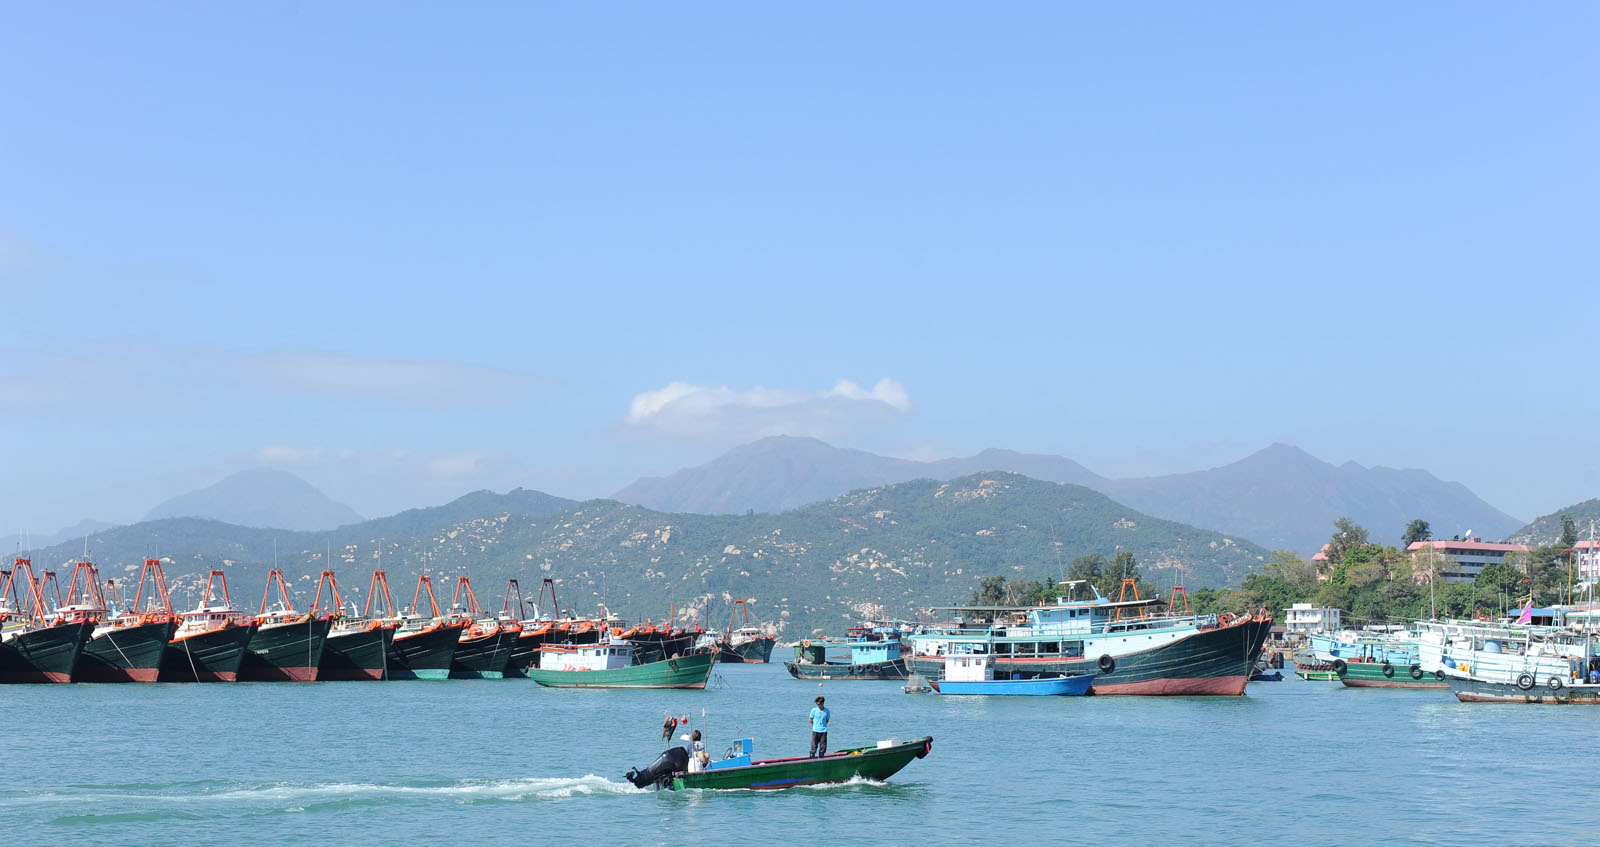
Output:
[1331, 659, 1347, 675]
[1409, 665, 1423, 680]
[1516, 673, 1535, 691]
[1548, 676, 1564, 691]
[1381, 662, 1394, 678]
[801, 640, 811, 648]
[1097, 654, 1115, 674]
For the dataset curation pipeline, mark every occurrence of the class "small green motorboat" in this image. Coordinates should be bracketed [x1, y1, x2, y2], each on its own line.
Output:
[626, 735, 932, 790]
[527, 640, 716, 689]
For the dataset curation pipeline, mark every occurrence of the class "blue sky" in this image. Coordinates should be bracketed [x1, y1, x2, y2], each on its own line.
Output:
[2, 3, 1596, 533]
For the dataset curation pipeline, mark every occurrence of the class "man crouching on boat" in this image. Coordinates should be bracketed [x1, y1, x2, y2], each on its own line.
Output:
[808, 696, 830, 757]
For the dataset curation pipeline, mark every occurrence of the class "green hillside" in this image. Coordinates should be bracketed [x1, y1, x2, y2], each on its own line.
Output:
[25, 474, 1268, 637]
[1506, 498, 1600, 546]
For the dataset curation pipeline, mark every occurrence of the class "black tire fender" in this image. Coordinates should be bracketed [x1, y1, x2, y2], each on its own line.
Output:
[1548, 676, 1564, 691]
[1331, 659, 1347, 675]
[1097, 654, 1115, 674]
[1516, 673, 1535, 691]
[1409, 665, 1423, 680]
[1381, 662, 1394, 678]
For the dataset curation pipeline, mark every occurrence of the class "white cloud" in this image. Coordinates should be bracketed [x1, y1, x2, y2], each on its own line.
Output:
[624, 378, 913, 443]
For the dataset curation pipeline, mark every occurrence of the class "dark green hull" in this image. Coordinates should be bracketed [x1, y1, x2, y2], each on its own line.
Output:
[504, 631, 543, 678]
[1336, 659, 1448, 689]
[239, 617, 333, 682]
[76, 620, 175, 683]
[785, 658, 908, 680]
[0, 621, 93, 683]
[717, 637, 776, 664]
[528, 651, 716, 689]
[387, 624, 460, 680]
[671, 737, 932, 790]
[319, 625, 393, 681]
[449, 628, 514, 679]
[160, 624, 256, 682]
[911, 617, 1272, 695]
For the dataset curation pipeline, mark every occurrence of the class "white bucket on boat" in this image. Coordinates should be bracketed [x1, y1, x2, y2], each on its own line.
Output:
[877, 737, 902, 749]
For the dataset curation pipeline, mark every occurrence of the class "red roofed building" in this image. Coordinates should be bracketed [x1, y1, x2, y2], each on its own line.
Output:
[1407, 538, 1530, 584]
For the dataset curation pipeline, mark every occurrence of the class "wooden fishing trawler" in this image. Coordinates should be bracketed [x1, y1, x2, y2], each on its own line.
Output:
[74, 559, 176, 683]
[447, 576, 515, 679]
[713, 601, 776, 663]
[526, 638, 716, 689]
[909, 582, 1271, 696]
[626, 735, 932, 791]
[159, 570, 257, 683]
[311, 570, 395, 681]
[383, 574, 464, 680]
[1419, 618, 1600, 704]
[0, 558, 94, 683]
[785, 637, 909, 680]
[238, 569, 332, 682]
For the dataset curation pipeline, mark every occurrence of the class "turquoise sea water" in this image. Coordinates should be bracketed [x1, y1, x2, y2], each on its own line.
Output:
[3, 665, 1596, 846]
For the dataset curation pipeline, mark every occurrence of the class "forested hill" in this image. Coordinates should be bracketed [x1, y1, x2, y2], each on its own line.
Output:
[24, 474, 1267, 638]
[1506, 498, 1600, 546]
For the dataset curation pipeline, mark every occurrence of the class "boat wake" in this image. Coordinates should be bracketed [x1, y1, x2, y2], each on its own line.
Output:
[8, 775, 645, 821]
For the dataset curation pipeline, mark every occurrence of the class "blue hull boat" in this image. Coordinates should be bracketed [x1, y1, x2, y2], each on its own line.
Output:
[930, 673, 1093, 696]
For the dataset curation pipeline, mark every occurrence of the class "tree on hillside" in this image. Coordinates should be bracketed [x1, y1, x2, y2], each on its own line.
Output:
[1067, 553, 1104, 588]
[1562, 515, 1578, 548]
[1104, 551, 1142, 597]
[971, 575, 1005, 606]
[1326, 518, 1370, 566]
[1264, 550, 1318, 595]
[1402, 519, 1432, 546]
[1474, 561, 1525, 604]
[1003, 578, 1042, 606]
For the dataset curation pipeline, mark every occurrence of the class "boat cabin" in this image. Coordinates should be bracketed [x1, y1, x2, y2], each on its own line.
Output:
[537, 639, 634, 671]
[943, 653, 995, 682]
[706, 738, 754, 771]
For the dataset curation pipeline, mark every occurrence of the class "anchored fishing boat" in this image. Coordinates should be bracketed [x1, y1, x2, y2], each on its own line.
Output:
[928, 652, 1092, 695]
[1, 558, 94, 683]
[159, 570, 257, 683]
[1331, 635, 1446, 689]
[713, 601, 776, 663]
[312, 570, 394, 681]
[238, 569, 331, 682]
[70, 559, 175, 683]
[1419, 619, 1600, 704]
[626, 735, 932, 791]
[527, 638, 716, 689]
[910, 582, 1271, 696]
[785, 637, 909, 680]
[447, 576, 514, 679]
[384, 574, 464, 680]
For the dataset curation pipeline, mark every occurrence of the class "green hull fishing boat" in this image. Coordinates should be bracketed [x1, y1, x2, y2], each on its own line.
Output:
[1335, 658, 1448, 689]
[627, 736, 933, 791]
[527, 642, 715, 689]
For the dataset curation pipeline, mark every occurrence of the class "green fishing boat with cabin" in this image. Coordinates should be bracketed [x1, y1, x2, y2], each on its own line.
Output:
[527, 640, 716, 689]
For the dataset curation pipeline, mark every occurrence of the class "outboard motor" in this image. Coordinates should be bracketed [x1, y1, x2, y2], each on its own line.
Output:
[625, 746, 689, 789]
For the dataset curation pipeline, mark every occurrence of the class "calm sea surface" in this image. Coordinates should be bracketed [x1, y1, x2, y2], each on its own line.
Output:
[2, 664, 1595, 846]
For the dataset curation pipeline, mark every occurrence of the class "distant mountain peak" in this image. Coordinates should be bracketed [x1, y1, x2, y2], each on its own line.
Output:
[143, 468, 364, 532]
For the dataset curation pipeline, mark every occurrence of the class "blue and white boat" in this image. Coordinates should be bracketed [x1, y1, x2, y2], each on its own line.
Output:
[929, 652, 1092, 696]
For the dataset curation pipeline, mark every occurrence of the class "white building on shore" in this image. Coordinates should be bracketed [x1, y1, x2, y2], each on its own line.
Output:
[1285, 603, 1341, 635]
[1407, 538, 1530, 584]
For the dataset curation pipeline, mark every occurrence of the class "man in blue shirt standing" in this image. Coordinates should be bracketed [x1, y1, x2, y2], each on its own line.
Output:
[808, 696, 831, 757]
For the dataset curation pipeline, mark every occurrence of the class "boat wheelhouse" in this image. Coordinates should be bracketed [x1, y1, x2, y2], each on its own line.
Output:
[928, 651, 1092, 696]
[160, 570, 256, 683]
[785, 636, 908, 680]
[527, 638, 716, 689]
[909, 581, 1270, 696]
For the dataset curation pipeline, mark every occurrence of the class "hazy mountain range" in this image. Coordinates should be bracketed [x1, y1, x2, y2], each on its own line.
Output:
[142, 468, 365, 531]
[614, 437, 1523, 552]
[22, 473, 1264, 637]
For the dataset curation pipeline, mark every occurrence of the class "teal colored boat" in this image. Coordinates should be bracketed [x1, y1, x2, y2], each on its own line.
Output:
[626, 736, 932, 791]
[527, 641, 715, 689]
